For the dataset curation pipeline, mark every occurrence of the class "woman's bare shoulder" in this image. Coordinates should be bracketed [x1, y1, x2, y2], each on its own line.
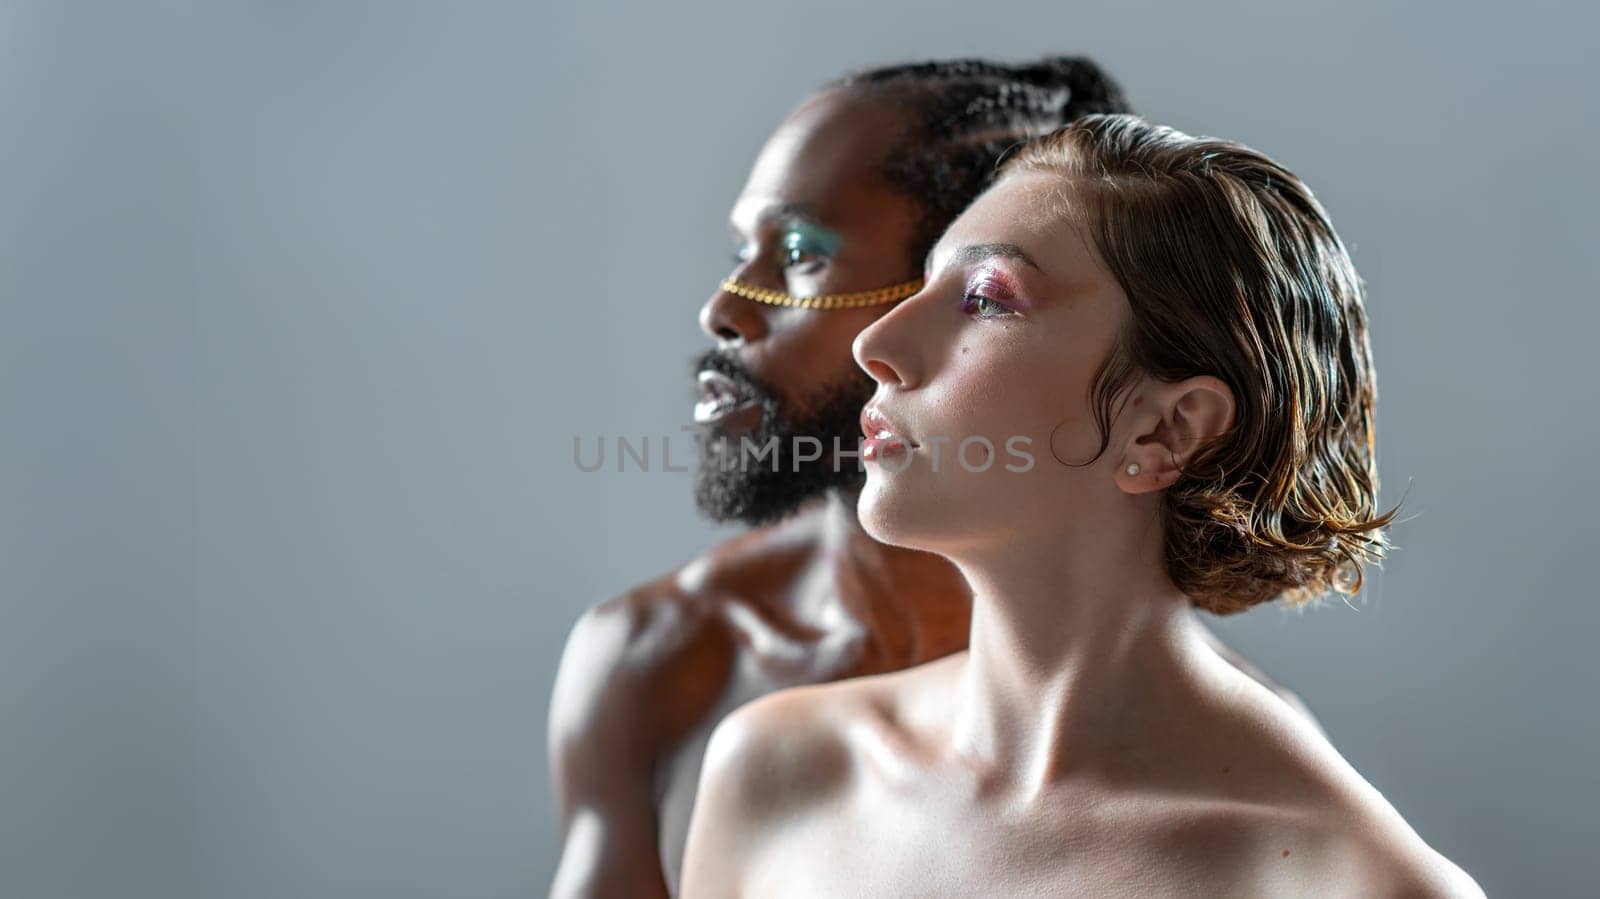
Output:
[1186, 665, 1483, 897]
[681, 665, 939, 893]
[1288, 758, 1483, 897]
[700, 656, 956, 798]
[1223, 799, 1485, 898]
[700, 687, 858, 813]
[693, 655, 960, 823]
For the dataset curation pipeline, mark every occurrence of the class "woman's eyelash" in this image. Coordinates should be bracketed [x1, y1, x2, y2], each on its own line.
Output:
[960, 290, 1016, 318]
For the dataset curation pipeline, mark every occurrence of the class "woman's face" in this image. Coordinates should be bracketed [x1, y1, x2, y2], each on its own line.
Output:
[851, 171, 1133, 554]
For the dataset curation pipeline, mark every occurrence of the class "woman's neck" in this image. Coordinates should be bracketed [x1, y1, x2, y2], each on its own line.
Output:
[945, 519, 1210, 794]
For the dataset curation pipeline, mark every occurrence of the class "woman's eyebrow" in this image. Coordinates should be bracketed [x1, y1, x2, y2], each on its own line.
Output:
[928, 242, 1043, 275]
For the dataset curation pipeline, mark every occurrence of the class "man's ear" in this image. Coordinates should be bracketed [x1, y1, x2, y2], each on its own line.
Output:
[1116, 376, 1236, 494]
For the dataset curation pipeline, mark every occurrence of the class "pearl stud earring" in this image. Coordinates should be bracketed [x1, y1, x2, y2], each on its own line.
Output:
[1126, 463, 1141, 477]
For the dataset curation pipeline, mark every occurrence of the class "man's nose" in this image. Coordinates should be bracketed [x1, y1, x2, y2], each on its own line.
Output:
[698, 284, 770, 346]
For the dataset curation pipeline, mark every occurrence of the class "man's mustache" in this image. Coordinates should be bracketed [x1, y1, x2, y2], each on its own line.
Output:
[692, 349, 779, 409]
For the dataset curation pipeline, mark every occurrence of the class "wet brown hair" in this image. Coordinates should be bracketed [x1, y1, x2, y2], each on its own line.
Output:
[1003, 114, 1396, 614]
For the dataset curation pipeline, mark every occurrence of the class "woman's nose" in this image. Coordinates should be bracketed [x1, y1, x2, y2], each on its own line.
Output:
[698, 283, 770, 347]
[852, 299, 921, 389]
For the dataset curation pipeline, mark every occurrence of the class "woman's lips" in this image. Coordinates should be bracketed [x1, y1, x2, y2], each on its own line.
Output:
[695, 370, 759, 425]
[860, 406, 913, 461]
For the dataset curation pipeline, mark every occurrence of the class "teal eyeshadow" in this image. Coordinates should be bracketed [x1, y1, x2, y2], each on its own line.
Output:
[779, 219, 844, 258]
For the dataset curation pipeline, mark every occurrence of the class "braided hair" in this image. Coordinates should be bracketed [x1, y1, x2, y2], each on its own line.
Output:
[829, 57, 1133, 270]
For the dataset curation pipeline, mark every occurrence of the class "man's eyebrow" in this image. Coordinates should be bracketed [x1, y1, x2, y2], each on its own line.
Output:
[730, 203, 822, 236]
[927, 242, 1043, 275]
[757, 203, 822, 226]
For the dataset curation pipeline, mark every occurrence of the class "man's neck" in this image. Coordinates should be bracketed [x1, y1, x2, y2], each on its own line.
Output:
[797, 490, 973, 671]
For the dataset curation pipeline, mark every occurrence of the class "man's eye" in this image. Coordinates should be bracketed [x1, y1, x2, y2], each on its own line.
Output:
[779, 232, 829, 273]
[784, 245, 821, 267]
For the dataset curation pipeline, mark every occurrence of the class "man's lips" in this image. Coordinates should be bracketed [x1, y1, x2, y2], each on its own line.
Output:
[695, 370, 760, 425]
[860, 406, 913, 461]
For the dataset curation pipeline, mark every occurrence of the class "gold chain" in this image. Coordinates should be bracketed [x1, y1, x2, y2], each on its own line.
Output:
[719, 278, 924, 310]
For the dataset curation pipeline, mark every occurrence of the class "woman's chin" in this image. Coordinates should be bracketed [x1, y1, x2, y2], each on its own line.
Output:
[858, 517, 922, 551]
[856, 477, 933, 549]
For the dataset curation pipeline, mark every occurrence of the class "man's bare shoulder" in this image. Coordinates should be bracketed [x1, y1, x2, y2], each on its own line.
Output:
[563, 515, 814, 673]
[549, 576, 736, 761]
[549, 515, 829, 760]
[552, 577, 721, 711]
[548, 520, 835, 897]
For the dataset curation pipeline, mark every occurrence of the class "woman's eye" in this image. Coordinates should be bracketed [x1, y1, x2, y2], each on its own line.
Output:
[961, 292, 1015, 319]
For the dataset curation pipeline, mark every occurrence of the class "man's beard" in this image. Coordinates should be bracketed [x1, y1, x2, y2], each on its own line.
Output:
[692, 349, 873, 526]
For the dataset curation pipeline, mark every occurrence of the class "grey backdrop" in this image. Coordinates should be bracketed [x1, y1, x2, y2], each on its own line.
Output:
[4, 0, 1596, 896]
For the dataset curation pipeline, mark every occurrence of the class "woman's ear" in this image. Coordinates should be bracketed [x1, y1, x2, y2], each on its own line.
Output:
[1116, 376, 1236, 495]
